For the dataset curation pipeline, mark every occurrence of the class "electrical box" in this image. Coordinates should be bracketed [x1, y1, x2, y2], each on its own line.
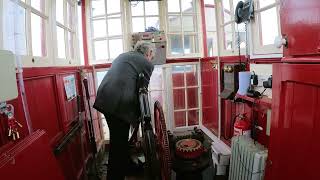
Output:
[0, 50, 18, 102]
[131, 31, 166, 65]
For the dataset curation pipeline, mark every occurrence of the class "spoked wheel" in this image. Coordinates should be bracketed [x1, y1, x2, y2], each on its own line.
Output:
[142, 124, 160, 179]
[154, 101, 171, 180]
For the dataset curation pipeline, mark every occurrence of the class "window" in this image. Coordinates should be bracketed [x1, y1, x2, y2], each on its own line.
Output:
[204, 0, 218, 56]
[56, 0, 76, 61]
[251, 0, 281, 57]
[219, 0, 246, 55]
[167, 0, 201, 57]
[130, 1, 160, 32]
[90, 0, 124, 64]
[4, 0, 48, 57]
[171, 64, 200, 128]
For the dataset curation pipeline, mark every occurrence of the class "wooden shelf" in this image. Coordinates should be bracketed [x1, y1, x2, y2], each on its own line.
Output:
[235, 94, 272, 109]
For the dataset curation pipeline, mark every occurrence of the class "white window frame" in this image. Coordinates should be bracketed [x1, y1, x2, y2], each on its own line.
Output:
[164, 62, 202, 131]
[165, 0, 203, 58]
[88, 0, 126, 64]
[204, 2, 218, 57]
[129, 1, 161, 33]
[249, 0, 282, 59]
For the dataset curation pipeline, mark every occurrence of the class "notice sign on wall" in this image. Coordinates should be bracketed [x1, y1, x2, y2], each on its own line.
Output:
[63, 75, 77, 101]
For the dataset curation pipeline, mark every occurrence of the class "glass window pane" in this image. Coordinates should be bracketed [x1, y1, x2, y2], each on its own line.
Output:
[68, 32, 74, 59]
[173, 89, 185, 110]
[94, 40, 108, 60]
[181, 0, 195, 13]
[168, 0, 180, 13]
[132, 17, 145, 32]
[107, 0, 120, 14]
[187, 88, 198, 108]
[172, 65, 185, 87]
[174, 111, 186, 127]
[31, 0, 45, 13]
[184, 35, 198, 54]
[108, 18, 122, 36]
[186, 65, 197, 86]
[205, 7, 216, 32]
[207, 32, 218, 56]
[233, 0, 241, 12]
[223, 0, 231, 23]
[182, 16, 195, 32]
[56, 26, 65, 58]
[92, 19, 106, 38]
[188, 110, 199, 126]
[204, 0, 215, 5]
[92, 0, 105, 16]
[235, 23, 246, 48]
[169, 35, 183, 55]
[224, 24, 233, 50]
[168, 16, 181, 32]
[145, 1, 159, 15]
[109, 39, 123, 59]
[146, 17, 160, 30]
[31, 14, 46, 57]
[223, 0, 230, 11]
[56, 0, 64, 24]
[15, 5, 27, 55]
[131, 1, 144, 16]
[260, 7, 279, 45]
[67, 2, 73, 29]
[259, 0, 276, 8]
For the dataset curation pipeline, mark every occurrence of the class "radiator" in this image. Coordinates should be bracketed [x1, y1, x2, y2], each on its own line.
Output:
[228, 136, 268, 180]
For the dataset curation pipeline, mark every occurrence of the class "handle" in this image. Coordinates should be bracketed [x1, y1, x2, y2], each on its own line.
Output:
[83, 78, 90, 99]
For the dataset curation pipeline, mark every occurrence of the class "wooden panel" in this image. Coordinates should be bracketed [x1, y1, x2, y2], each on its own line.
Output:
[280, 0, 320, 57]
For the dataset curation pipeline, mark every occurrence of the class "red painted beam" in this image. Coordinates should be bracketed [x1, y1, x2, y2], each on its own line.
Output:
[81, 0, 89, 66]
[200, 0, 208, 57]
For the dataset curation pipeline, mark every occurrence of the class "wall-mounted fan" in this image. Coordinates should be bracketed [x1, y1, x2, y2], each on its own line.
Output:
[234, 0, 254, 24]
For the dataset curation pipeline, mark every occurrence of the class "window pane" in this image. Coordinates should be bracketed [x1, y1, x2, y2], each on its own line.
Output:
[260, 7, 279, 45]
[109, 39, 123, 59]
[224, 24, 233, 50]
[56, 0, 64, 24]
[15, 5, 27, 55]
[233, 0, 242, 12]
[187, 88, 198, 108]
[207, 32, 218, 56]
[92, 0, 105, 16]
[223, 0, 230, 11]
[92, 19, 106, 38]
[169, 35, 183, 55]
[108, 18, 122, 36]
[168, 0, 180, 12]
[146, 17, 160, 30]
[188, 110, 199, 126]
[145, 1, 159, 15]
[259, 0, 276, 8]
[131, 1, 144, 16]
[173, 89, 185, 110]
[174, 111, 186, 127]
[182, 16, 195, 32]
[186, 65, 197, 86]
[67, 2, 73, 29]
[132, 17, 145, 32]
[205, 7, 216, 32]
[223, 0, 231, 23]
[57, 26, 65, 58]
[68, 32, 74, 59]
[107, 0, 120, 14]
[235, 23, 246, 48]
[181, 0, 195, 13]
[94, 40, 108, 60]
[168, 16, 181, 32]
[172, 65, 185, 87]
[31, 0, 45, 13]
[184, 35, 198, 54]
[204, 0, 215, 5]
[31, 14, 46, 57]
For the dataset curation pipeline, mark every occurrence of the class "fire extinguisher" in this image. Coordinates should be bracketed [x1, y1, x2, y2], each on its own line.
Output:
[233, 114, 251, 137]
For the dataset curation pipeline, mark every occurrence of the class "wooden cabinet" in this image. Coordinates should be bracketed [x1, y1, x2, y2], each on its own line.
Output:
[280, 0, 320, 58]
[265, 64, 320, 180]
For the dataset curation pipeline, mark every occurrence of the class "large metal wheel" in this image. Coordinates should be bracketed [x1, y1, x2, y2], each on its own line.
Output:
[154, 101, 171, 180]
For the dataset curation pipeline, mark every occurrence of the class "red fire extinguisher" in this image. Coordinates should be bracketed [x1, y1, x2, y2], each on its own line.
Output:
[233, 114, 251, 137]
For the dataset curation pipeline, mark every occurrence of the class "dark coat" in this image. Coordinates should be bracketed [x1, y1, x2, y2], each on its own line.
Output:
[93, 51, 154, 124]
